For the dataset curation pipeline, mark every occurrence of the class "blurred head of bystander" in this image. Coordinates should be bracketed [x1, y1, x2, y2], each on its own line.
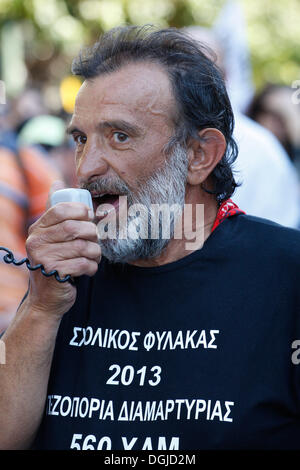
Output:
[17, 113, 77, 187]
[247, 84, 300, 165]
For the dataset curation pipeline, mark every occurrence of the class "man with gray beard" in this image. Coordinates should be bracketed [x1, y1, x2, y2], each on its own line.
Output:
[82, 141, 188, 263]
[1, 26, 300, 451]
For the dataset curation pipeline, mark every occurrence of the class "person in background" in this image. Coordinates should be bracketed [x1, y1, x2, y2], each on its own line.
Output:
[184, 27, 300, 229]
[0, 88, 47, 153]
[247, 84, 300, 170]
[2, 26, 300, 450]
[17, 114, 77, 188]
[0, 113, 65, 332]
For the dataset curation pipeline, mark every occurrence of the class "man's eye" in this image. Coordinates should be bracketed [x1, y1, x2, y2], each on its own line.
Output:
[73, 134, 87, 145]
[113, 132, 129, 143]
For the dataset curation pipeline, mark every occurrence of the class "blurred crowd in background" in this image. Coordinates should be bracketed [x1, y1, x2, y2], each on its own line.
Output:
[0, 0, 300, 332]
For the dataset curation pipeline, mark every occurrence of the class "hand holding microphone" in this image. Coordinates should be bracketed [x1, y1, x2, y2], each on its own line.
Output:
[25, 181, 101, 318]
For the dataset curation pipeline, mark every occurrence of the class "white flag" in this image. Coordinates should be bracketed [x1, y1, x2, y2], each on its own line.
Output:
[213, 0, 254, 113]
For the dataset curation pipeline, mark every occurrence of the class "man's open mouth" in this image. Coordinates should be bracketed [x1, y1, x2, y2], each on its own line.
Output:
[91, 192, 121, 216]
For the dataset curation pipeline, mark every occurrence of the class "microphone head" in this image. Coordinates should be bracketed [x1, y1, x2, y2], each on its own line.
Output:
[50, 188, 94, 217]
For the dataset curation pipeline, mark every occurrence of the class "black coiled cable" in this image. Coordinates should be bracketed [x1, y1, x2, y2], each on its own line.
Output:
[0, 246, 74, 285]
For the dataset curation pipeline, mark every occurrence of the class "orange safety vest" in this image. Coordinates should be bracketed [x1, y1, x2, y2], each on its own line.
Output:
[0, 145, 62, 331]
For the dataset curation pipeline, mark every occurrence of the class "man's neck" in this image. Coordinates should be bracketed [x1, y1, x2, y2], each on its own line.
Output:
[129, 188, 218, 268]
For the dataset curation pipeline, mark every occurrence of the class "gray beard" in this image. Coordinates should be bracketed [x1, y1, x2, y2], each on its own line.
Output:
[84, 143, 188, 264]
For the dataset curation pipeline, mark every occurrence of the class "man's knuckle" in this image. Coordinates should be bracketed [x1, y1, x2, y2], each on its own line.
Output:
[80, 205, 89, 217]
[26, 234, 39, 252]
[27, 222, 36, 235]
[88, 223, 98, 240]
[42, 261, 55, 273]
[74, 238, 85, 253]
[77, 257, 89, 270]
[93, 243, 102, 257]
[82, 241, 100, 259]
[63, 220, 76, 237]
[52, 204, 65, 220]
[87, 261, 98, 276]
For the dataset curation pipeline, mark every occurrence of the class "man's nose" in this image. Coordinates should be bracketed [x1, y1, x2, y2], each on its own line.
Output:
[76, 139, 109, 184]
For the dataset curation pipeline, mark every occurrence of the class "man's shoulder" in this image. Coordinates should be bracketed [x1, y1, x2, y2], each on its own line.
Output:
[237, 212, 300, 235]
[229, 214, 300, 263]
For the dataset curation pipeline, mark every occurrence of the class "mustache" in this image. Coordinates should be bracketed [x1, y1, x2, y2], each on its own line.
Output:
[80, 177, 130, 197]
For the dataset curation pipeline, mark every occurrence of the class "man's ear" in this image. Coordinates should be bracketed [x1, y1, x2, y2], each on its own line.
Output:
[187, 128, 226, 186]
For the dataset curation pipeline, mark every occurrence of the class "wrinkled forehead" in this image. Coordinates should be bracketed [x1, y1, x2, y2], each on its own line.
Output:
[73, 62, 177, 129]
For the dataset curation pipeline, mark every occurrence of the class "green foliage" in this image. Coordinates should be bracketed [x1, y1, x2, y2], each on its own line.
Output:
[0, 0, 299, 88]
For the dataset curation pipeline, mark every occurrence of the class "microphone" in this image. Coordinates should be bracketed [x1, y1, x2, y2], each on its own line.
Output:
[50, 188, 94, 218]
[0, 188, 95, 284]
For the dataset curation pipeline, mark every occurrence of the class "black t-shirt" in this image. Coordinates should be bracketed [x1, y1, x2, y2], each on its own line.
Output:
[32, 214, 300, 450]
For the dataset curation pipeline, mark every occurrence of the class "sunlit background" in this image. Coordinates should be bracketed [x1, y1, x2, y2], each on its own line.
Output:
[0, 0, 300, 331]
[1, 0, 300, 113]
